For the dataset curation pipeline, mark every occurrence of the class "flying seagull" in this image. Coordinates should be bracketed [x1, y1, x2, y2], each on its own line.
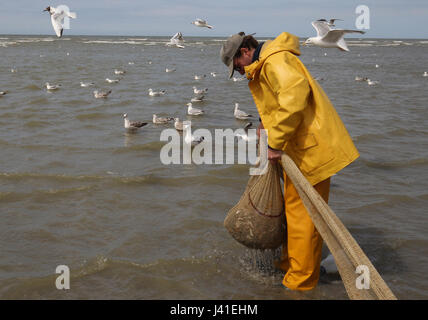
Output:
[191, 18, 213, 29]
[166, 32, 185, 48]
[303, 20, 365, 51]
[123, 113, 148, 132]
[43, 6, 76, 38]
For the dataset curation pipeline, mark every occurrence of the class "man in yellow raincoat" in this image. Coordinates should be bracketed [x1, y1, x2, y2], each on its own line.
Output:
[220, 32, 359, 290]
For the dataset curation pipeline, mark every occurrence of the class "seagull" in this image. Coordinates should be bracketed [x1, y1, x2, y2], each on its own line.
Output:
[194, 74, 206, 80]
[114, 69, 126, 75]
[191, 18, 213, 29]
[0, 91, 8, 96]
[153, 114, 173, 124]
[45, 82, 61, 90]
[355, 76, 368, 82]
[43, 6, 77, 38]
[318, 18, 343, 27]
[303, 20, 365, 51]
[183, 122, 204, 146]
[148, 88, 166, 97]
[93, 90, 111, 98]
[106, 78, 121, 83]
[123, 113, 148, 132]
[80, 81, 94, 87]
[366, 79, 379, 86]
[187, 103, 204, 116]
[174, 118, 183, 131]
[232, 76, 245, 82]
[165, 68, 176, 73]
[210, 72, 217, 77]
[193, 86, 208, 95]
[166, 32, 185, 48]
[423, 72, 428, 77]
[234, 103, 252, 120]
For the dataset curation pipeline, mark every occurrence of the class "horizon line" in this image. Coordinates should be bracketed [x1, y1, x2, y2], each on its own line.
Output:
[1, 33, 427, 40]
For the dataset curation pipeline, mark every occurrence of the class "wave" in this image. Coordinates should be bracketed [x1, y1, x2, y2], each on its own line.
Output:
[81, 40, 144, 45]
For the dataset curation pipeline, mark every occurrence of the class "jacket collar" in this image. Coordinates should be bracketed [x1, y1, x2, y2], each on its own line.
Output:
[245, 32, 301, 80]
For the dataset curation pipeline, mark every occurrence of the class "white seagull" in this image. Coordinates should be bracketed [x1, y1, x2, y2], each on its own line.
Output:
[366, 79, 379, 86]
[234, 103, 252, 120]
[93, 90, 111, 98]
[45, 82, 61, 90]
[423, 72, 428, 77]
[194, 74, 206, 80]
[148, 88, 166, 97]
[210, 72, 217, 77]
[165, 68, 176, 73]
[191, 18, 213, 29]
[166, 32, 185, 48]
[153, 114, 173, 124]
[174, 118, 183, 131]
[106, 78, 121, 83]
[43, 6, 77, 38]
[114, 69, 126, 75]
[187, 103, 204, 116]
[80, 81, 94, 87]
[303, 20, 365, 51]
[193, 86, 208, 95]
[0, 91, 8, 96]
[183, 122, 204, 146]
[123, 113, 148, 132]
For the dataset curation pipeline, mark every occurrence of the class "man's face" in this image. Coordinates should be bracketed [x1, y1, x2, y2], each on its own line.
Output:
[233, 48, 254, 75]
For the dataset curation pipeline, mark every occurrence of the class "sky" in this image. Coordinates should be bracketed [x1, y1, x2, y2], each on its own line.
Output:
[0, 0, 426, 38]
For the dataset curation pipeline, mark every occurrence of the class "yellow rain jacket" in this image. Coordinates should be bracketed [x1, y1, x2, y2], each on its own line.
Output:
[245, 32, 359, 185]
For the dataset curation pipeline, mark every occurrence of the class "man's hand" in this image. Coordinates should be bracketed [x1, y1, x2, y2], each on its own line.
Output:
[268, 148, 282, 164]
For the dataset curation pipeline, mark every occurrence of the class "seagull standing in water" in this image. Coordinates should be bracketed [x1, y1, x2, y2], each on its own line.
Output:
[123, 113, 148, 132]
[303, 20, 365, 51]
[43, 6, 76, 38]
[148, 88, 166, 97]
[191, 18, 213, 29]
[153, 114, 173, 124]
[93, 90, 111, 98]
[234, 103, 252, 120]
[187, 103, 204, 116]
[45, 82, 61, 90]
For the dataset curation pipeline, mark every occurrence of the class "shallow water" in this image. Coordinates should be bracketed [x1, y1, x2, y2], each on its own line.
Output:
[0, 35, 427, 299]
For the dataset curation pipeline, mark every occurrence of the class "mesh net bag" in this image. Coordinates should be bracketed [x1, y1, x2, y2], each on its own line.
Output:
[224, 162, 286, 249]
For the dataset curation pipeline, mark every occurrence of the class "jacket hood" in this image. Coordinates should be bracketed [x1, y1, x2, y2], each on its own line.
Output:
[245, 32, 301, 79]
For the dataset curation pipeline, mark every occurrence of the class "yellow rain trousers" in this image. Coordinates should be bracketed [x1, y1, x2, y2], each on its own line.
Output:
[276, 173, 330, 291]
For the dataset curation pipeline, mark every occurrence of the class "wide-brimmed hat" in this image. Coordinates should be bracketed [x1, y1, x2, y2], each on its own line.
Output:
[220, 32, 246, 79]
